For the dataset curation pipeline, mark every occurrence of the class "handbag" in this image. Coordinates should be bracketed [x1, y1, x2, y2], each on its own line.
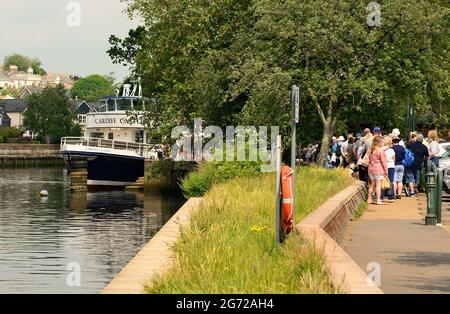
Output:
[361, 152, 370, 167]
[382, 176, 391, 190]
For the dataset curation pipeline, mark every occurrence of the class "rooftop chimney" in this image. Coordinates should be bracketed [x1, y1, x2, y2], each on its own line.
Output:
[8, 64, 18, 75]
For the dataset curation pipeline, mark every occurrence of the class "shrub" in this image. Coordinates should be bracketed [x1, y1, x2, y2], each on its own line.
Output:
[181, 160, 263, 197]
[0, 127, 23, 141]
[146, 159, 196, 182]
[0, 134, 4, 143]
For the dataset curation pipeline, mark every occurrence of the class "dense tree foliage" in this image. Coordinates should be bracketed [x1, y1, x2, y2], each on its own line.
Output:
[70, 74, 117, 101]
[110, 0, 449, 164]
[3, 53, 46, 75]
[23, 85, 81, 144]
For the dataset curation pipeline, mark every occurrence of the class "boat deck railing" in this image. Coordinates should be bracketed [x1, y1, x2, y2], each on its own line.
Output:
[60, 137, 156, 158]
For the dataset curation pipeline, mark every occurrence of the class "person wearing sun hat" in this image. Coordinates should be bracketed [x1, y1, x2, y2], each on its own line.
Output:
[334, 135, 345, 167]
[392, 128, 405, 147]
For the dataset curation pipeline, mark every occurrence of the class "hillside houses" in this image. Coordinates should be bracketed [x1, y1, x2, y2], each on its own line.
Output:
[0, 64, 75, 96]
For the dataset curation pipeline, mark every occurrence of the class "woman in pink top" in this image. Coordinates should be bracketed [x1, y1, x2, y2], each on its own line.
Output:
[368, 136, 388, 205]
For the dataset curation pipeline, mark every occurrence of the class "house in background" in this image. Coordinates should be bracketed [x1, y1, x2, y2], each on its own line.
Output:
[0, 72, 15, 90]
[0, 97, 103, 138]
[0, 106, 11, 129]
[18, 86, 44, 99]
[0, 64, 75, 96]
[0, 99, 27, 129]
[69, 100, 101, 136]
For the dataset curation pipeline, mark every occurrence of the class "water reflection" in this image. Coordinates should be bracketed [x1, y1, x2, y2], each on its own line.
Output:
[0, 168, 185, 293]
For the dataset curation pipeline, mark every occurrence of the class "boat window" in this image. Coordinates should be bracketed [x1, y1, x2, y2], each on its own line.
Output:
[116, 99, 132, 111]
[135, 130, 144, 143]
[107, 99, 116, 112]
[90, 132, 104, 139]
[98, 101, 107, 112]
[108, 132, 114, 140]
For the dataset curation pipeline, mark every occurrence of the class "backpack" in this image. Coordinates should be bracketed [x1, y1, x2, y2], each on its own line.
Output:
[347, 144, 355, 162]
[331, 143, 337, 154]
[335, 143, 342, 157]
[402, 148, 415, 167]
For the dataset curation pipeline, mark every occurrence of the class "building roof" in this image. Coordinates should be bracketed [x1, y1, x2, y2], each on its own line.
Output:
[69, 100, 102, 113]
[44, 73, 73, 84]
[86, 102, 102, 111]
[0, 106, 11, 121]
[0, 99, 28, 113]
[19, 86, 44, 98]
[0, 73, 14, 82]
[68, 100, 85, 112]
[11, 73, 42, 81]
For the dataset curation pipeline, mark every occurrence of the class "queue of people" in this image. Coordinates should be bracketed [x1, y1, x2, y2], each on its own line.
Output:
[327, 127, 438, 205]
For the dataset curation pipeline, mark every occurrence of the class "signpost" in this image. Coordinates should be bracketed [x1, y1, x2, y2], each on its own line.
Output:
[275, 85, 299, 244]
[275, 135, 283, 244]
[290, 85, 299, 237]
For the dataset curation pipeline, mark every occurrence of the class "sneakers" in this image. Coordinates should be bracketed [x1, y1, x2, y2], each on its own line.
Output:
[405, 187, 411, 197]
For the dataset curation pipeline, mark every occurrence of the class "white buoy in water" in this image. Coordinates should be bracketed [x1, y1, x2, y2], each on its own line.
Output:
[40, 190, 49, 197]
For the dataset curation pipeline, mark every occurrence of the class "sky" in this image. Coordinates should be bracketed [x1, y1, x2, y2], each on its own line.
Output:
[1, 0, 140, 82]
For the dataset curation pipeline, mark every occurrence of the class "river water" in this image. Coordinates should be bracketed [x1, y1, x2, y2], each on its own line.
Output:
[0, 168, 185, 294]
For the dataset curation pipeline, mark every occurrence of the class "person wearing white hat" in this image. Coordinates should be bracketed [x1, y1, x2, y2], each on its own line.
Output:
[392, 128, 405, 147]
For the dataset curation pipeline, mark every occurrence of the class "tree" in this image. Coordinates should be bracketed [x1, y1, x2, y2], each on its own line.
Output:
[0, 86, 19, 98]
[109, 0, 254, 139]
[70, 74, 117, 101]
[23, 85, 81, 144]
[3, 53, 46, 75]
[108, 26, 147, 67]
[112, 0, 448, 164]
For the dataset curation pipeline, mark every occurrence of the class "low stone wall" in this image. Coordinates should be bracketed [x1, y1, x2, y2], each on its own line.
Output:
[101, 197, 203, 294]
[0, 144, 60, 157]
[0, 144, 62, 167]
[297, 181, 383, 294]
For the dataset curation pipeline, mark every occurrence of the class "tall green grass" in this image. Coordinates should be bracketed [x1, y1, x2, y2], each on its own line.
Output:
[181, 161, 263, 197]
[145, 167, 353, 294]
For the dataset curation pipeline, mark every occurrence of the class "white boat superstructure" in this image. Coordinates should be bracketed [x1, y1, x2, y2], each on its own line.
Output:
[60, 93, 160, 188]
[60, 137, 157, 159]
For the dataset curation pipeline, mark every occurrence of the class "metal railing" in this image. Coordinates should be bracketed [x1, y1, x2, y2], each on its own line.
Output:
[60, 137, 155, 158]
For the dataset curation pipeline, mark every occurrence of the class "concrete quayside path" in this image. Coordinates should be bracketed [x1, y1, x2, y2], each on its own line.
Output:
[344, 194, 450, 294]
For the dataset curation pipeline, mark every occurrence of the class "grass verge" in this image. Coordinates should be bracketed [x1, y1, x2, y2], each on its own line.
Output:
[352, 201, 368, 221]
[145, 167, 353, 294]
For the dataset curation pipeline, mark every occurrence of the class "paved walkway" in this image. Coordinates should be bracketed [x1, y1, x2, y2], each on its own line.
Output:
[344, 194, 450, 294]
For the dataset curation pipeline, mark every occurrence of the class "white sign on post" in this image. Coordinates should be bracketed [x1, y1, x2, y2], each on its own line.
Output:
[292, 85, 300, 123]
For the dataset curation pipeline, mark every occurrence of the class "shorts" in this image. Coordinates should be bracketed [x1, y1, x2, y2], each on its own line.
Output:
[394, 165, 405, 183]
[405, 168, 421, 184]
[369, 173, 385, 181]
